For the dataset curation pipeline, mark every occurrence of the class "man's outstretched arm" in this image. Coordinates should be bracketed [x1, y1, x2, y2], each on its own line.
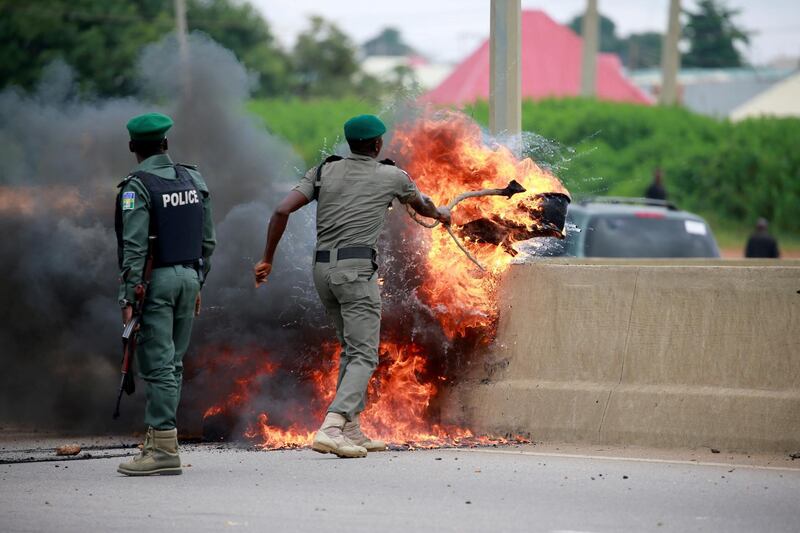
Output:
[254, 190, 309, 287]
[408, 193, 451, 225]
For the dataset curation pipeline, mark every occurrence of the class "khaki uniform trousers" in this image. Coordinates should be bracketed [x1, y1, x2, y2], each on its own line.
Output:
[313, 254, 381, 420]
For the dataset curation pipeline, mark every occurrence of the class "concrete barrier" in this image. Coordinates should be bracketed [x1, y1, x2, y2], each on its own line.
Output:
[443, 259, 800, 452]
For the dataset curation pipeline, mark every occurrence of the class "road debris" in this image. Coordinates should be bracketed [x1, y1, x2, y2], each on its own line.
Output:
[55, 445, 81, 456]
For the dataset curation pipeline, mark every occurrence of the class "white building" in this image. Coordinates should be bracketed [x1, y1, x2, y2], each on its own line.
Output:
[730, 72, 800, 121]
[361, 55, 454, 91]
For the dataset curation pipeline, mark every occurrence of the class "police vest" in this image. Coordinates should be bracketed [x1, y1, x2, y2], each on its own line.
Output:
[115, 164, 204, 268]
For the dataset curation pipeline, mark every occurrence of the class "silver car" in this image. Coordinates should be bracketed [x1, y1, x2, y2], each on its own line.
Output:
[543, 197, 720, 258]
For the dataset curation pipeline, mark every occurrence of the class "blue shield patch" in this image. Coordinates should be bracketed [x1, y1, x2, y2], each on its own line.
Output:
[121, 191, 136, 211]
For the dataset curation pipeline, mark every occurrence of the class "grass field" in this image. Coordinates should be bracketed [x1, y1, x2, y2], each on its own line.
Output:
[247, 98, 372, 164]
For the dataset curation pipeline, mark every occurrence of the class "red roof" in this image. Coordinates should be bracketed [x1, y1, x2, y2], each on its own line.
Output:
[424, 10, 652, 105]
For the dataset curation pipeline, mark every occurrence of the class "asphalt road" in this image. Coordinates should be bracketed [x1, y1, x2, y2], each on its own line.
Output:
[1, 440, 799, 533]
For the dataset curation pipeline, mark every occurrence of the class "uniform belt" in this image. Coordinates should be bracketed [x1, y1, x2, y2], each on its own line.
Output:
[315, 247, 375, 263]
[153, 261, 199, 269]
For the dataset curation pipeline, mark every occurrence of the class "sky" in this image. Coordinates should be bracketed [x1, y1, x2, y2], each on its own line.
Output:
[251, 0, 800, 66]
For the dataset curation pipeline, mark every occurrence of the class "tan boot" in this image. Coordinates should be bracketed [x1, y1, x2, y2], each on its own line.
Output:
[312, 413, 367, 458]
[343, 414, 387, 452]
[118, 427, 182, 476]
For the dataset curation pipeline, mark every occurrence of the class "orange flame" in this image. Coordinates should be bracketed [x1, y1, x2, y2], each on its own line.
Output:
[0, 186, 87, 216]
[391, 110, 569, 338]
[200, 348, 278, 422]
[243, 342, 483, 450]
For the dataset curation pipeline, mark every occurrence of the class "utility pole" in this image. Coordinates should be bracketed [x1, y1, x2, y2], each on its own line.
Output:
[174, 0, 190, 97]
[489, 0, 521, 145]
[175, 0, 188, 60]
[580, 0, 599, 98]
[660, 0, 681, 105]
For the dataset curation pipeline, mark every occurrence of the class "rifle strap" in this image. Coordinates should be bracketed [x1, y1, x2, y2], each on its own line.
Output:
[312, 155, 344, 201]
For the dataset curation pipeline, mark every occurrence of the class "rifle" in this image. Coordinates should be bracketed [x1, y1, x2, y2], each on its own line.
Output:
[113, 236, 156, 420]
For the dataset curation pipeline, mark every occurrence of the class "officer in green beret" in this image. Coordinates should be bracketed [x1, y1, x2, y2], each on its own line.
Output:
[254, 114, 450, 458]
[116, 112, 216, 476]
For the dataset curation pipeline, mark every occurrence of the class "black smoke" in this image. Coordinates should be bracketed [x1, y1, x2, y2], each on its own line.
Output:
[0, 34, 331, 434]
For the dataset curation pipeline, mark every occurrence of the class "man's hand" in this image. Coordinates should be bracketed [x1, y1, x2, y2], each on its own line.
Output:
[254, 260, 272, 287]
[436, 206, 451, 226]
[255, 191, 308, 290]
[194, 293, 202, 316]
[409, 193, 452, 225]
[122, 305, 133, 326]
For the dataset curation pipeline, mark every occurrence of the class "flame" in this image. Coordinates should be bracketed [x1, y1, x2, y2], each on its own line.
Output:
[242, 342, 485, 450]
[245, 414, 317, 449]
[391, 110, 569, 338]
[200, 347, 278, 423]
[199, 110, 566, 449]
[242, 355, 338, 450]
[0, 186, 87, 216]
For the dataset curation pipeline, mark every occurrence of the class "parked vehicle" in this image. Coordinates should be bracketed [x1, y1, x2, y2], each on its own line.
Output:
[539, 197, 720, 258]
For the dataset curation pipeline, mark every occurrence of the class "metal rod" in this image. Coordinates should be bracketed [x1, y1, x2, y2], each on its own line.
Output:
[407, 180, 527, 271]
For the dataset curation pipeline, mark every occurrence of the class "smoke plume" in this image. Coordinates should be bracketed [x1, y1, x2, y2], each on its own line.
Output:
[0, 34, 329, 433]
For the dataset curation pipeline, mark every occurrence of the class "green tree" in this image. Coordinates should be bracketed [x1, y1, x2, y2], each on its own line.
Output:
[363, 27, 414, 57]
[568, 13, 622, 55]
[292, 16, 380, 99]
[187, 0, 289, 96]
[620, 32, 662, 70]
[0, 0, 288, 97]
[569, 12, 662, 70]
[0, 0, 172, 95]
[682, 0, 750, 68]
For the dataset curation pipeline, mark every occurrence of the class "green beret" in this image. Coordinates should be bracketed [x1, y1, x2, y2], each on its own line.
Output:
[126, 112, 173, 141]
[344, 114, 386, 141]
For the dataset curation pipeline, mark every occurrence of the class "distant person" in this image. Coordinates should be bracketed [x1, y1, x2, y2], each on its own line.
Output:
[745, 218, 780, 258]
[644, 168, 668, 201]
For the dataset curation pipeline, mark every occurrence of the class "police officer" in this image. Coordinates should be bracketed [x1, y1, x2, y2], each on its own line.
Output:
[253, 115, 450, 458]
[116, 112, 216, 475]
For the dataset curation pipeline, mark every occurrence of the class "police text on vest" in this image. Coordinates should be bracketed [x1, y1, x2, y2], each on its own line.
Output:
[162, 190, 199, 208]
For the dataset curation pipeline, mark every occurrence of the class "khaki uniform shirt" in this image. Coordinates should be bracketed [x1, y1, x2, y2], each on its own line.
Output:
[293, 154, 420, 250]
[117, 154, 216, 304]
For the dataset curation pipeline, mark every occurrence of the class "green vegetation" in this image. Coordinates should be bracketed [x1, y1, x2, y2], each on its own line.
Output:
[363, 28, 415, 57]
[248, 98, 374, 164]
[0, 0, 291, 97]
[187, 0, 289, 96]
[250, 97, 799, 246]
[682, 0, 750, 68]
[0, 0, 172, 96]
[0, 0, 393, 99]
[290, 16, 387, 100]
